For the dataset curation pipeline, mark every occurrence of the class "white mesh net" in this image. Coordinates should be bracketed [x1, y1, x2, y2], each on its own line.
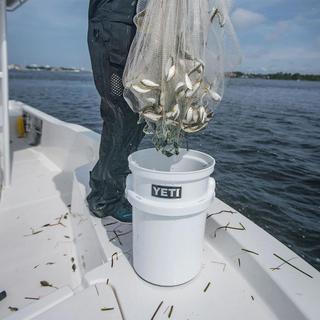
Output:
[123, 0, 241, 156]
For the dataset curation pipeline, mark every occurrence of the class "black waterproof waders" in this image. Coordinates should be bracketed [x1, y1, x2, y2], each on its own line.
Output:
[87, 0, 144, 222]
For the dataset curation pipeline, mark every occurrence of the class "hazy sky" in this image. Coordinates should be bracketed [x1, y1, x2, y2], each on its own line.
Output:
[7, 0, 320, 73]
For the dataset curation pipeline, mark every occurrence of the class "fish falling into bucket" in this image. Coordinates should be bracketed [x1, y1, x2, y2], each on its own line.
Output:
[123, 0, 241, 156]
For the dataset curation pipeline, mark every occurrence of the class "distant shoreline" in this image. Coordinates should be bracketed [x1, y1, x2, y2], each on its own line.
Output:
[9, 68, 320, 81]
[9, 65, 90, 73]
[228, 72, 320, 82]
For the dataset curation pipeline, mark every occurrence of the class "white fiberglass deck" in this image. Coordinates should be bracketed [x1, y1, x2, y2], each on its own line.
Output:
[0, 137, 80, 319]
[0, 101, 319, 320]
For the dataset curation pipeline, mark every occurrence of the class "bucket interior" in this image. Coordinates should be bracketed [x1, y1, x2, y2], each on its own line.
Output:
[130, 149, 214, 173]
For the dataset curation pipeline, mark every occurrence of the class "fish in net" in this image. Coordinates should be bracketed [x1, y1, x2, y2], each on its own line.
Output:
[123, 0, 241, 156]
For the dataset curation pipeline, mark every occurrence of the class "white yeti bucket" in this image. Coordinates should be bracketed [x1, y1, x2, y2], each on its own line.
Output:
[126, 148, 215, 286]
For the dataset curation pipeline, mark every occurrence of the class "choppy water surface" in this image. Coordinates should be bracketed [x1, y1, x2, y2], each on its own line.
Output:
[10, 71, 320, 271]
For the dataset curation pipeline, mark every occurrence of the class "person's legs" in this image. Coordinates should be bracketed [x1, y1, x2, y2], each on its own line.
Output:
[87, 0, 144, 221]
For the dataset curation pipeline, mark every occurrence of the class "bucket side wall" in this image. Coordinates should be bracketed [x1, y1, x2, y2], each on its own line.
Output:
[132, 208, 207, 286]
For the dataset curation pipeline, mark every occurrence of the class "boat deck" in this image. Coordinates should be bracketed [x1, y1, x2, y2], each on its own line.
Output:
[0, 135, 276, 319]
[0, 103, 319, 319]
[0, 137, 80, 319]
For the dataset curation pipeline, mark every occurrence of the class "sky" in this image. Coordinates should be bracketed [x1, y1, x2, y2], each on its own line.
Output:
[7, 0, 320, 73]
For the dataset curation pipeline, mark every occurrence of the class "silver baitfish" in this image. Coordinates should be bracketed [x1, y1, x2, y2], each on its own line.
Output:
[185, 107, 193, 123]
[143, 111, 162, 122]
[146, 97, 157, 105]
[186, 81, 201, 98]
[182, 121, 209, 133]
[132, 84, 151, 94]
[160, 91, 166, 106]
[165, 57, 176, 81]
[185, 73, 193, 90]
[192, 108, 199, 123]
[141, 79, 160, 89]
[208, 89, 222, 102]
[199, 106, 207, 124]
[172, 104, 180, 120]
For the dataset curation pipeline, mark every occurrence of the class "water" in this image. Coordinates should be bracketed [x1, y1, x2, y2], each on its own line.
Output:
[10, 70, 320, 271]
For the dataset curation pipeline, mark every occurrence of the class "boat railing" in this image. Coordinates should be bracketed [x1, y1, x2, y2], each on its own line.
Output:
[10, 100, 100, 185]
[1, 0, 10, 187]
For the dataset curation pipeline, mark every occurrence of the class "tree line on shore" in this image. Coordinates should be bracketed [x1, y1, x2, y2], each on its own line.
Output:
[228, 72, 320, 81]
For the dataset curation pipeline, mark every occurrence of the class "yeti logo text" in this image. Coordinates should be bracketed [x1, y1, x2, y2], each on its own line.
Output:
[151, 185, 182, 199]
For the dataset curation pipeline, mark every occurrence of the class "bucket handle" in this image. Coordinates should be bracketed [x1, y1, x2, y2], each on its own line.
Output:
[126, 174, 133, 196]
[208, 177, 215, 204]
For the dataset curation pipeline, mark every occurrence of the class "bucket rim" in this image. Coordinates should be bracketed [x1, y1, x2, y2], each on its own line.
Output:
[128, 148, 215, 175]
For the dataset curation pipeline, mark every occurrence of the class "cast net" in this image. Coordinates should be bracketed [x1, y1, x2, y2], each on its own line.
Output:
[123, 0, 241, 156]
